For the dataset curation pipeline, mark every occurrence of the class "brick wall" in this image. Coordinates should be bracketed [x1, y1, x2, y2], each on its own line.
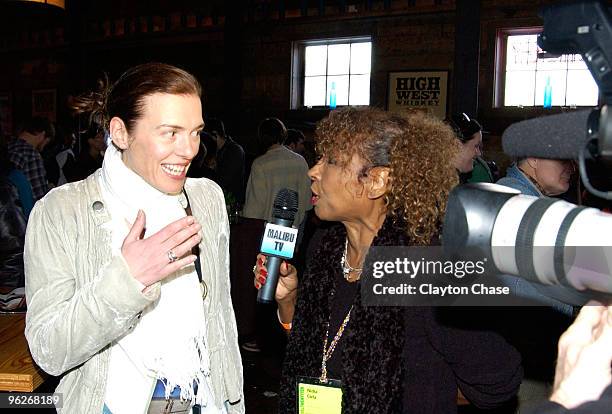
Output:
[0, 0, 564, 157]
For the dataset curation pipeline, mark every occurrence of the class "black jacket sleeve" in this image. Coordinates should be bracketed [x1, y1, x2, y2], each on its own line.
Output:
[428, 308, 524, 409]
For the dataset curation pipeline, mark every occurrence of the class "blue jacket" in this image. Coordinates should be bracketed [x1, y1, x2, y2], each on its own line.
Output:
[497, 164, 541, 197]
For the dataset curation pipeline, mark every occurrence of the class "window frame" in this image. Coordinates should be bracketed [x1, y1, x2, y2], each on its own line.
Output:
[494, 27, 599, 108]
[494, 27, 541, 108]
[290, 36, 372, 109]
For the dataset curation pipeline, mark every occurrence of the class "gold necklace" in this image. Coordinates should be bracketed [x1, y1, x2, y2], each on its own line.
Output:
[320, 305, 353, 383]
[341, 238, 362, 282]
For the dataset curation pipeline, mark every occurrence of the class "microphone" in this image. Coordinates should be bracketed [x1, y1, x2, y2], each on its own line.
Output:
[502, 109, 590, 159]
[257, 189, 299, 304]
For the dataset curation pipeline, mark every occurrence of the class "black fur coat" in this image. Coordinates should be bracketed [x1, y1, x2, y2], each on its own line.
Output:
[279, 217, 522, 413]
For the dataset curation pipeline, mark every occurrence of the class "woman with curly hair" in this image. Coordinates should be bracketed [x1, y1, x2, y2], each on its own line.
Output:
[254, 107, 522, 413]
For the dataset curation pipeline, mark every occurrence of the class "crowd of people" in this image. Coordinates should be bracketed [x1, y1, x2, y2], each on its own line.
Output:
[0, 62, 610, 414]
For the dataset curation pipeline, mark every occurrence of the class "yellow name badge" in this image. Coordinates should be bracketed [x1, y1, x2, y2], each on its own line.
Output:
[297, 377, 343, 414]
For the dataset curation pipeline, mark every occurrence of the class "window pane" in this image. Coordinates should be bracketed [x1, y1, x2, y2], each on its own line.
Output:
[304, 76, 326, 107]
[502, 33, 599, 107]
[305, 45, 327, 76]
[350, 42, 372, 74]
[326, 75, 349, 106]
[566, 70, 598, 106]
[537, 55, 566, 71]
[327, 44, 350, 75]
[349, 74, 370, 105]
[504, 71, 536, 106]
[506, 35, 538, 71]
[535, 70, 567, 106]
[567, 54, 588, 70]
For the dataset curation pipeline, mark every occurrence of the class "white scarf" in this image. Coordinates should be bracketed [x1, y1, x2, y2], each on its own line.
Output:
[100, 145, 215, 413]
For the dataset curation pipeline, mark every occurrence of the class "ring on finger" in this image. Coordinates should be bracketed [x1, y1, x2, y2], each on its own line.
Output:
[167, 250, 179, 264]
[252, 265, 257, 275]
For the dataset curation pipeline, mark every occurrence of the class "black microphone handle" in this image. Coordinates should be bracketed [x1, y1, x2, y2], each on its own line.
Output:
[257, 255, 283, 304]
[257, 217, 294, 304]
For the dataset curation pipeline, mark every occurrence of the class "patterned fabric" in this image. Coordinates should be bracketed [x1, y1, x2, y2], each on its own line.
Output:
[7, 137, 49, 201]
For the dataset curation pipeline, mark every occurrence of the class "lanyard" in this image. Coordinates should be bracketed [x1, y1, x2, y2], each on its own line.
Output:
[320, 304, 353, 383]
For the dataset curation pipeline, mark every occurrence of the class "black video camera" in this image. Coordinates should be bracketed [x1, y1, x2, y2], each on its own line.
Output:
[441, 1, 612, 301]
[540, 0, 612, 198]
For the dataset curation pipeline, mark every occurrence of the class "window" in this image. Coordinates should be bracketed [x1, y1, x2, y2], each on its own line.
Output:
[496, 29, 598, 107]
[291, 37, 371, 108]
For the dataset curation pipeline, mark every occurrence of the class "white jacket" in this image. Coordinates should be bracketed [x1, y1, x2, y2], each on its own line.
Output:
[24, 171, 244, 413]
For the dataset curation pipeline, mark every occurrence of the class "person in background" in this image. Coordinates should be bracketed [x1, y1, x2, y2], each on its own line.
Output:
[498, 157, 575, 197]
[64, 125, 107, 182]
[25, 62, 243, 414]
[1, 134, 34, 219]
[254, 107, 522, 413]
[239, 117, 312, 353]
[7, 116, 52, 201]
[301, 137, 318, 168]
[450, 112, 482, 183]
[207, 118, 245, 206]
[495, 158, 581, 315]
[55, 130, 77, 187]
[0, 134, 28, 311]
[449, 112, 499, 183]
[468, 140, 500, 183]
[243, 117, 311, 231]
[40, 121, 60, 187]
[285, 128, 305, 156]
[495, 155, 585, 411]
[187, 131, 217, 181]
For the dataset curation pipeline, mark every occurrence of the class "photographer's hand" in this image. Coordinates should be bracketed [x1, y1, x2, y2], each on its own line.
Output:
[550, 301, 612, 409]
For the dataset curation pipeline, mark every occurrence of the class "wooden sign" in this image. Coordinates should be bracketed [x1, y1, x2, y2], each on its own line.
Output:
[387, 71, 448, 120]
